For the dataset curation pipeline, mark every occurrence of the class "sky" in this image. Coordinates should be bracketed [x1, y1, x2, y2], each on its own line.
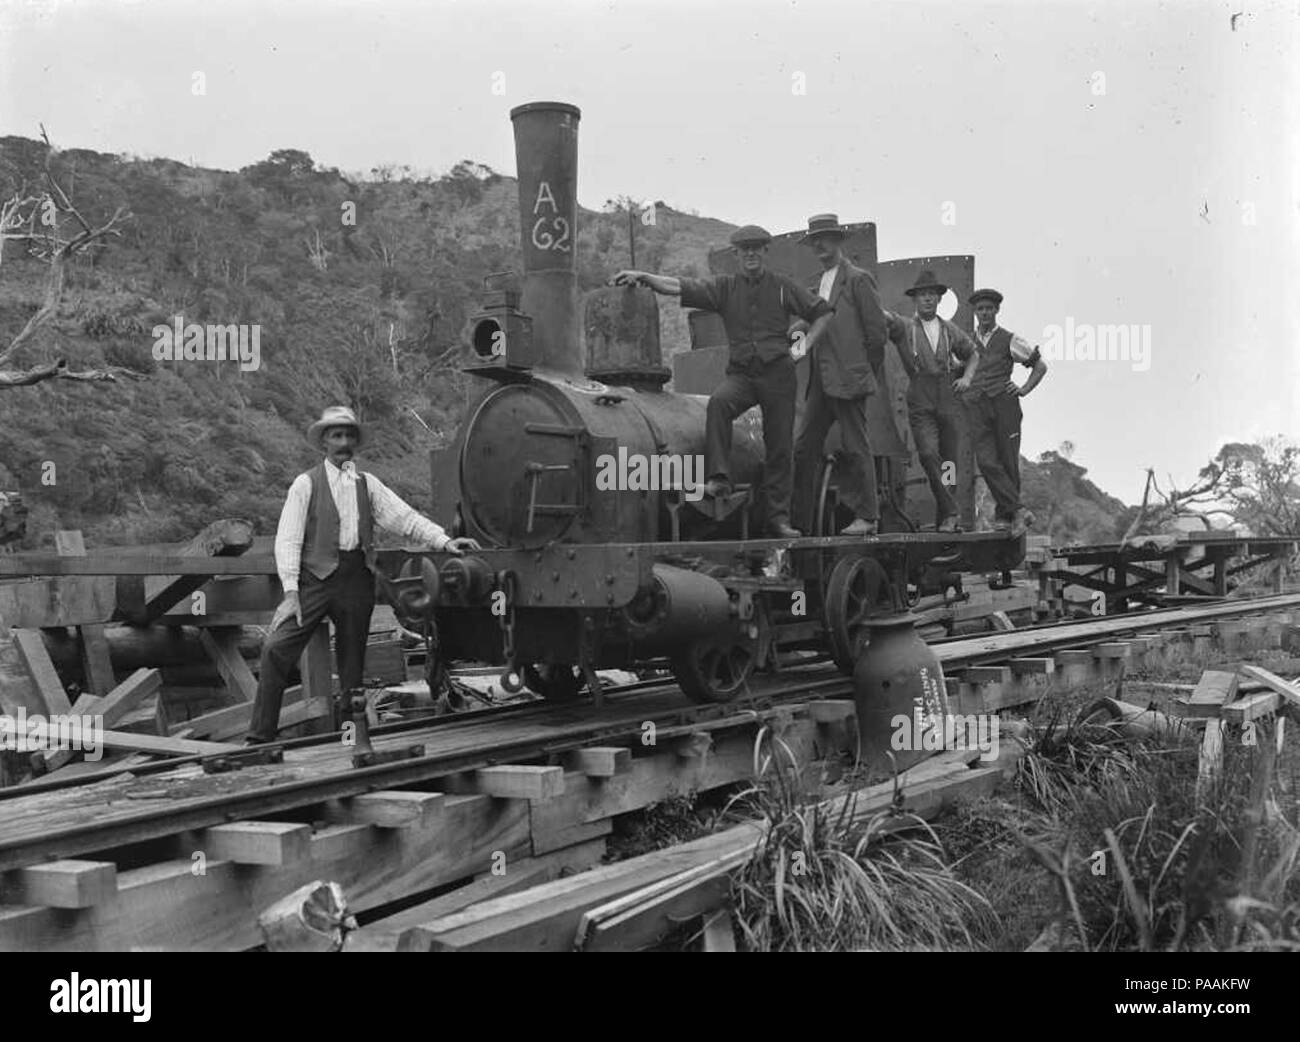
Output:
[1, 0, 1296, 505]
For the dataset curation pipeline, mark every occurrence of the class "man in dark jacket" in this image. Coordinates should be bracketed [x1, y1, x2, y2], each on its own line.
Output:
[612, 225, 831, 538]
[791, 214, 890, 535]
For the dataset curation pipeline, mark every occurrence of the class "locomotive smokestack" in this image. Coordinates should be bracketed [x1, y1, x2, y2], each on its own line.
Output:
[510, 101, 582, 375]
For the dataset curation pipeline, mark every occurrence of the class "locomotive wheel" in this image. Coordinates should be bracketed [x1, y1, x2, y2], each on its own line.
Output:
[824, 555, 892, 674]
[522, 663, 585, 703]
[670, 635, 756, 704]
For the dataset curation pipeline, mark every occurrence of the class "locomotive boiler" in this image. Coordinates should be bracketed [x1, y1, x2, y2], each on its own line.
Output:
[399, 101, 1022, 705]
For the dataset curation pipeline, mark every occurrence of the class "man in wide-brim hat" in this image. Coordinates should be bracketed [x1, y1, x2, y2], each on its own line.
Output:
[790, 214, 892, 536]
[888, 268, 981, 531]
[965, 288, 1047, 535]
[611, 224, 832, 538]
[247, 405, 480, 744]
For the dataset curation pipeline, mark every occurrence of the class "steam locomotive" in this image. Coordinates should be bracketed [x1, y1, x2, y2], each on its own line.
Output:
[389, 101, 1022, 705]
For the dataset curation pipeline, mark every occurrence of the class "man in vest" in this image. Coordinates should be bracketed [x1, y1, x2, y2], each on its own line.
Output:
[891, 270, 981, 532]
[246, 406, 480, 744]
[612, 225, 832, 538]
[791, 214, 890, 536]
[967, 288, 1047, 535]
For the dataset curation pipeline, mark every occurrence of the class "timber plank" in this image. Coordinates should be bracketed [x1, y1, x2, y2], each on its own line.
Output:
[99, 729, 240, 757]
[1177, 670, 1239, 719]
[1221, 692, 1282, 725]
[563, 747, 631, 778]
[1237, 666, 1300, 710]
[198, 628, 258, 703]
[200, 822, 312, 866]
[473, 765, 566, 801]
[12, 630, 72, 715]
[330, 791, 446, 829]
[94, 668, 163, 727]
[8, 859, 117, 908]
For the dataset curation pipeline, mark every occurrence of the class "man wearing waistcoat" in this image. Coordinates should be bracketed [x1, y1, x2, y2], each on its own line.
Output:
[967, 288, 1047, 535]
[246, 406, 480, 744]
[611, 225, 832, 538]
[791, 214, 890, 536]
[891, 270, 981, 532]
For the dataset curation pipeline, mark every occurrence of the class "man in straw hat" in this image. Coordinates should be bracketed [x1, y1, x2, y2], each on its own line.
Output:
[890, 269, 981, 532]
[966, 288, 1047, 535]
[790, 214, 890, 536]
[246, 406, 480, 744]
[612, 224, 832, 538]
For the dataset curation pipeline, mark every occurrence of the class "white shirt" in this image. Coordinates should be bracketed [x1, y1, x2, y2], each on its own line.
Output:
[818, 266, 838, 302]
[274, 457, 449, 592]
[921, 317, 942, 351]
[975, 324, 1036, 362]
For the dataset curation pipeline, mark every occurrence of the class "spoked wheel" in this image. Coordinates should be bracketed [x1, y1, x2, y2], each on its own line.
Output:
[522, 663, 585, 703]
[824, 555, 893, 673]
[670, 635, 757, 704]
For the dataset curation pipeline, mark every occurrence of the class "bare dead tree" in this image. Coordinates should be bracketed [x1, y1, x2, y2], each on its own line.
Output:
[1120, 466, 1234, 546]
[0, 127, 140, 389]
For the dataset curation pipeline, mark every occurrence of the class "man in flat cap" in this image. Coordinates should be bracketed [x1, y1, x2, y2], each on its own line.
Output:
[246, 406, 480, 744]
[966, 288, 1047, 535]
[791, 214, 890, 536]
[612, 225, 831, 538]
[889, 270, 981, 532]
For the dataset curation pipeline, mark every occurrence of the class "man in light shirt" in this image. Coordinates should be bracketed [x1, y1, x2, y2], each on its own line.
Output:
[246, 405, 479, 744]
[891, 270, 980, 532]
[966, 288, 1048, 535]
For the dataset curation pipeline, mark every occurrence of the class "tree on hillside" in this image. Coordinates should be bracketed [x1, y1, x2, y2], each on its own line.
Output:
[1120, 436, 1300, 541]
[0, 128, 139, 388]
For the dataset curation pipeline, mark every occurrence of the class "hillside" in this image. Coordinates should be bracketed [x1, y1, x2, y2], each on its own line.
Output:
[0, 139, 1128, 548]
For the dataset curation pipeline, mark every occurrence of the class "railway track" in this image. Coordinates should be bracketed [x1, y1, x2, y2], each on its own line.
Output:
[0, 591, 1295, 877]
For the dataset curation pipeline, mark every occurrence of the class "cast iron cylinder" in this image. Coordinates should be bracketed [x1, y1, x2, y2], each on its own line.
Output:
[852, 612, 951, 770]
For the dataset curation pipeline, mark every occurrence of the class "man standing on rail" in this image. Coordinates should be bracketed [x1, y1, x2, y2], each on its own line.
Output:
[611, 225, 832, 538]
[966, 288, 1047, 535]
[889, 270, 981, 532]
[791, 214, 890, 536]
[246, 406, 479, 744]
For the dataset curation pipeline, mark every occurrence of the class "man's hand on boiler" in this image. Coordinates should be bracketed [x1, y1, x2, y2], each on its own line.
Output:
[443, 537, 481, 555]
[610, 270, 646, 288]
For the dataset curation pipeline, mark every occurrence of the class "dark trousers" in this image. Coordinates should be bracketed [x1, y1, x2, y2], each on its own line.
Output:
[966, 392, 1023, 520]
[706, 356, 797, 527]
[248, 550, 375, 742]
[907, 373, 963, 521]
[792, 365, 877, 530]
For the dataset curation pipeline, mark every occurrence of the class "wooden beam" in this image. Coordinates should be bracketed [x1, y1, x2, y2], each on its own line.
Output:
[1009, 658, 1055, 676]
[472, 766, 566, 801]
[9, 859, 117, 908]
[0, 576, 117, 628]
[0, 555, 278, 577]
[1197, 720, 1224, 798]
[298, 627, 333, 730]
[328, 791, 447, 829]
[12, 629, 71, 715]
[563, 747, 631, 778]
[1221, 692, 1282, 725]
[132, 519, 256, 625]
[54, 533, 117, 696]
[198, 627, 258, 703]
[98, 729, 240, 757]
[700, 908, 737, 952]
[200, 822, 312, 866]
[1176, 670, 1239, 719]
[1237, 666, 1300, 710]
[93, 668, 162, 728]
